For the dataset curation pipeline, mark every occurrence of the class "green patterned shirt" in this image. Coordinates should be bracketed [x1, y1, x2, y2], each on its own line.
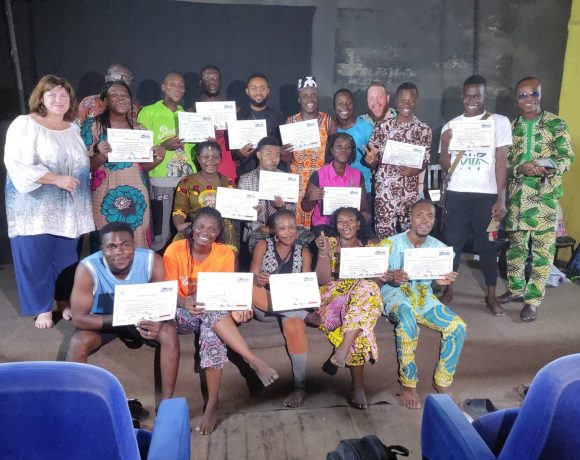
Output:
[506, 111, 574, 231]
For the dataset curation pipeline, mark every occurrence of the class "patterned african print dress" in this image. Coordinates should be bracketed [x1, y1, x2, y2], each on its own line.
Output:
[172, 173, 238, 250]
[317, 237, 389, 366]
[369, 117, 431, 239]
[81, 117, 151, 248]
[286, 112, 332, 228]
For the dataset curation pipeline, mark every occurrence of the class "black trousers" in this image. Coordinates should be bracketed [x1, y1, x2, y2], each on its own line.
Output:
[444, 191, 498, 286]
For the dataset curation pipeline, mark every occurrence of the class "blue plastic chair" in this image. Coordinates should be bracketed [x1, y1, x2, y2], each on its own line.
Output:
[0, 361, 190, 460]
[421, 353, 580, 459]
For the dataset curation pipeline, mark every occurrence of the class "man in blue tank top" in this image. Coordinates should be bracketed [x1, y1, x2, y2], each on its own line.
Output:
[66, 222, 179, 400]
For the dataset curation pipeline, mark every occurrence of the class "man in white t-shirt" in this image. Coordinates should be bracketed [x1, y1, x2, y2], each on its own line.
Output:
[438, 75, 512, 316]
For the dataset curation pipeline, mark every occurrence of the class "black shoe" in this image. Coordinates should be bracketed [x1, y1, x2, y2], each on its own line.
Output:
[520, 304, 537, 322]
[128, 399, 149, 421]
[497, 291, 524, 304]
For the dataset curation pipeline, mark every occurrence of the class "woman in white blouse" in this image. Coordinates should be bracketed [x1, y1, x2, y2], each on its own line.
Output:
[4, 75, 94, 328]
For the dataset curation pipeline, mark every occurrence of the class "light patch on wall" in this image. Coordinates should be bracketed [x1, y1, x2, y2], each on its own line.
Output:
[432, 54, 471, 69]
[335, 48, 416, 90]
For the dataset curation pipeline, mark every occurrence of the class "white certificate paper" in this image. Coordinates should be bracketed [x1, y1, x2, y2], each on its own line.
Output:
[403, 247, 454, 280]
[227, 119, 267, 149]
[339, 246, 390, 279]
[323, 187, 361, 216]
[195, 101, 237, 130]
[107, 128, 153, 163]
[382, 140, 426, 169]
[258, 170, 300, 203]
[177, 112, 215, 143]
[215, 187, 259, 221]
[112, 281, 178, 326]
[196, 272, 252, 310]
[279, 119, 321, 150]
[269, 272, 321, 311]
[448, 120, 493, 150]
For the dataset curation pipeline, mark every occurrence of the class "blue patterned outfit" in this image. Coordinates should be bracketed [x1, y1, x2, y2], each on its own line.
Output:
[4, 115, 94, 315]
[382, 231, 466, 388]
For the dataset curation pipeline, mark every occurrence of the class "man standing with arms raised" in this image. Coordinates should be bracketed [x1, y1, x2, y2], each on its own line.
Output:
[138, 72, 196, 252]
[438, 75, 512, 316]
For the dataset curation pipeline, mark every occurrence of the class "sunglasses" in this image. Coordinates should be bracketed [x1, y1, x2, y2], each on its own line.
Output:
[517, 90, 540, 99]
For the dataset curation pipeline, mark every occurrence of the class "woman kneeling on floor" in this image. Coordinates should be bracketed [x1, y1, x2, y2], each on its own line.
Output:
[305, 207, 391, 409]
[163, 207, 278, 434]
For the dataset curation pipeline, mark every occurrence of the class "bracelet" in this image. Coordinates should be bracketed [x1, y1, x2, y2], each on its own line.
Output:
[318, 253, 330, 258]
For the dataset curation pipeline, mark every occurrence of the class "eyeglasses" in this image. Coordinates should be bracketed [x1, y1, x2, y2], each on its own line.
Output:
[517, 90, 540, 100]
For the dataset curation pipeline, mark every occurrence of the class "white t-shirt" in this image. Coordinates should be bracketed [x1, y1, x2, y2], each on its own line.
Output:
[440, 113, 512, 194]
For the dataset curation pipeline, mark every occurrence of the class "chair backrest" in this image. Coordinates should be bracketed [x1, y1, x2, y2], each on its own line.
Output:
[499, 353, 580, 459]
[0, 361, 140, 460]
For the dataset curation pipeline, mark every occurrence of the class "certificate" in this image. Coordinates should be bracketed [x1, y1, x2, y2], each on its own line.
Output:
[382, 140, 426, 169]
[195, 101, 237, 130]
[339, 247, 390, 279]
[269, 273, 321, 311]
[279, 119, 321, 150]
[112, 281, 178, 327]
[215, 187, 259, 221]
[403, 247, 454, 280]
[448, 120, 493, 150]
[177, 112, 215, 143]
[323, 187, 361, 216]
[258, 170, 300, 203]
[227, 119, 267, 149]
[107, 128, 153, 163]
[196, 272, 252, 310]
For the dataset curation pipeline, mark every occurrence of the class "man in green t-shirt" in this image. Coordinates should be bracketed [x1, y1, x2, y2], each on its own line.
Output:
[138, 72, 197, 252]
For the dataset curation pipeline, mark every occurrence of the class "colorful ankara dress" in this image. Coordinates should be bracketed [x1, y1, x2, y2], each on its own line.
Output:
[369, 117, 432, 238]
[382, 232, 466, 388]
[81, 117, 151, 248]
[317, 237, 388, 366]
[286, 112, 332, 228]
[505, 111, 574, 307]
[163, 240, 233, 369]
[172, 173, 238, 251]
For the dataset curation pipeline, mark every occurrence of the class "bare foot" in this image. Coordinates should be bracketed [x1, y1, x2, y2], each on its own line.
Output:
[330, 345, 348, 368]
[398, 385, 421, 410]
[437, 286, 453, 305]
[283, 387, 306, 408]
[350, 386, 368, 410]
[486, 298, 506, 317]
[196, 399, 218, 435]
[433, 383, 461, 407]
[249, 359, 279, 387]
[61, 307, 72, 321]
[35, 311, 54, 329]
[304, 311, 321, 328]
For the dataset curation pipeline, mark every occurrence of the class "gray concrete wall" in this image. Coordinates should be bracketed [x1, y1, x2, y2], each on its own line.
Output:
[0, 0, 572, 262]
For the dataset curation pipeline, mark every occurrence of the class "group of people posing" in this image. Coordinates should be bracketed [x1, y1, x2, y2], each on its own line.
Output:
[3, 63, 573, 434]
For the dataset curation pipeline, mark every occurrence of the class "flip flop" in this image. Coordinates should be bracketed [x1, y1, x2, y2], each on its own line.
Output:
[463, 398, 498, 419]
[128, 399, 150, 421]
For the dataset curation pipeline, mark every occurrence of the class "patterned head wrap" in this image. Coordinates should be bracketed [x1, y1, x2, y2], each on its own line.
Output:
[297, 76, 317, 91]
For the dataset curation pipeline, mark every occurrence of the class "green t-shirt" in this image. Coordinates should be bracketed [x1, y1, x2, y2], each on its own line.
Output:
[137, 100, 197, 179]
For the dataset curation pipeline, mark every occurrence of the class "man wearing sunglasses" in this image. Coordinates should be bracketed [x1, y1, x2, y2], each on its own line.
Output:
[497, 77, 574, 322]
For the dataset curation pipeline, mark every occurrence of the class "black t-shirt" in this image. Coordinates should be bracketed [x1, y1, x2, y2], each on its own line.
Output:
[236, 106, 286, 175]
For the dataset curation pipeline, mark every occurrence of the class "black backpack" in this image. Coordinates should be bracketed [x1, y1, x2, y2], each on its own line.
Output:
[326, 435, 410, 460]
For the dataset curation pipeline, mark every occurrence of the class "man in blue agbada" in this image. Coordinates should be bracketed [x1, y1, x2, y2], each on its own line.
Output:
[382, 200, 466, 410]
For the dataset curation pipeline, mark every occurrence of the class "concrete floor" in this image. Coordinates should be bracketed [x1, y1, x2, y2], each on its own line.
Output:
[1, 256, 579, 459]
